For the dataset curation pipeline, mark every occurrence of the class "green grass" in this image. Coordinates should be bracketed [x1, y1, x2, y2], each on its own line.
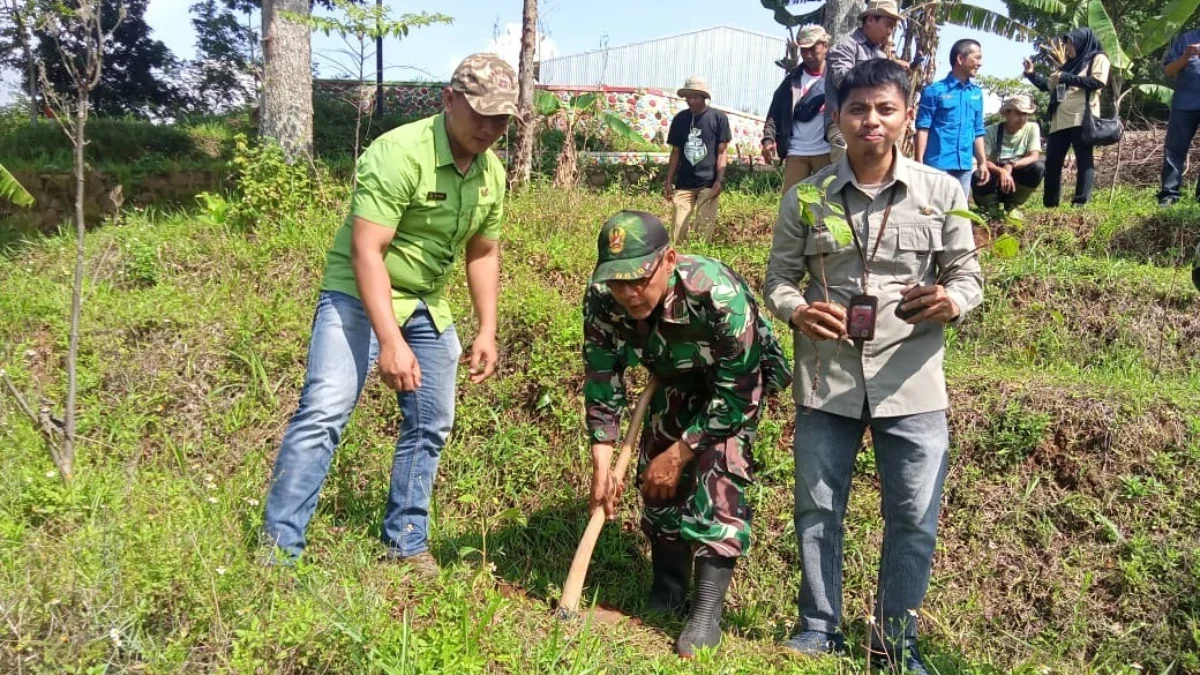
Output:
[0, 182, 1197, 674]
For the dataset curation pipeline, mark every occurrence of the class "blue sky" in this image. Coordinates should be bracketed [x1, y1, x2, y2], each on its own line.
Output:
[2, 0, 1035, 105]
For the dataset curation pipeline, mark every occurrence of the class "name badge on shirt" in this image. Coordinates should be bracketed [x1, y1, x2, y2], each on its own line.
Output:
[427, 191, 448, 201]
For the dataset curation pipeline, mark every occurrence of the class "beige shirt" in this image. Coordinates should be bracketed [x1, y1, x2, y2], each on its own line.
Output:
[764, 154, 984, 418]
[1050, 53, 1110, 133]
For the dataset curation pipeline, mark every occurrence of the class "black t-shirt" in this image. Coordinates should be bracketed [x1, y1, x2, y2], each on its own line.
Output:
[667, 107, 732, 189]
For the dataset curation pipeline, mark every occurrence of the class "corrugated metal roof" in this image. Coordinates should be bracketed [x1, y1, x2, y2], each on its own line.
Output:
[539, 26, 788, 116]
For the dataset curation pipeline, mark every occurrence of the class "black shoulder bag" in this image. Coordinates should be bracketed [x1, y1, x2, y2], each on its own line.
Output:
[1080, 58, 1123, 147]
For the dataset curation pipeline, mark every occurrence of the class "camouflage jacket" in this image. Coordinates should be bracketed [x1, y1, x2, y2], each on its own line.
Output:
[583, 254, 792, 450]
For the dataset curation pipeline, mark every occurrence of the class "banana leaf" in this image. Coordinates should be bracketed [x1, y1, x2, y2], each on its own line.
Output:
[1134, 83, 1175, 105]
[534, 90, 563, 117]
[772, 2, 825, 27]
[935, 2, 1039, 41]
[1006, 0, 1069, 16]
[0, 163, 34, 208]
[1088, 0, 1131, 71]
[1136, 0, 1200, 57]
[600, 112, 646, 145]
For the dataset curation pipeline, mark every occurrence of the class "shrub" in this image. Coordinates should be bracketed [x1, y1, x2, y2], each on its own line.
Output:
[225, 134, 347, 230]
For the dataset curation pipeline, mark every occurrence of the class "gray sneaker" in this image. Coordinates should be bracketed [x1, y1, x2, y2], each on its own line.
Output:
[781, 629, 846, 656]
[382, 551, 440, 578]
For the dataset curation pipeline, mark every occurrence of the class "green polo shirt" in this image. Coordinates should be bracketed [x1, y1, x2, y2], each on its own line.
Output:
[321, 113, 505, 332]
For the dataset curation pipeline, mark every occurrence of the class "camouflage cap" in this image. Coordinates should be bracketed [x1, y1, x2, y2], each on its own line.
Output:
[796, 24, 831, 47]
[450, 53, 519, 116]
[591, 211, 670, 283]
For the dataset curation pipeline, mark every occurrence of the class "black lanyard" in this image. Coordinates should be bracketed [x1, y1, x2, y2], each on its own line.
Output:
[839, 185, 898, 291]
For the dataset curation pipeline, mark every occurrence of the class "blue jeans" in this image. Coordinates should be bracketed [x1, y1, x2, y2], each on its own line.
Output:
[946, 169, 973, 200]
[1158, 107, 1200, 201]
[263, 290, 461, 558]
[792, 406, 949, 645]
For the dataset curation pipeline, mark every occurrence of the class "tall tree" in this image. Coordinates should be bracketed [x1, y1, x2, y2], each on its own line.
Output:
[189, 0, 260, 112]
[31, 0, 187, 118]
[1, 0, 39, 122]
[261, 0, 312, 160]
[508, 0, 537, 191]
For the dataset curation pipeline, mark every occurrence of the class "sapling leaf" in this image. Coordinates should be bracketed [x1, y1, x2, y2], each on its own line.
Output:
[496, 508, 527, 526]
[946, 209, 987, 225]
[1005, 208, 1025, 229]
[828, 201, 845, 216]
[801, 204, 815, 226]
[796, 183, 821, 204]
[992, 235, 1019, 259]
[824, 215, 852, 246]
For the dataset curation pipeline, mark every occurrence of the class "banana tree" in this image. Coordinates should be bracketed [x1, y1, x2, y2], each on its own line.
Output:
[0, 163, 35, 208]
[534, 90, 645, 188]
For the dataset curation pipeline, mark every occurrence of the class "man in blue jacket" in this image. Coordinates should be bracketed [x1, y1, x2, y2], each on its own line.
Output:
[916, 39, 990, 198]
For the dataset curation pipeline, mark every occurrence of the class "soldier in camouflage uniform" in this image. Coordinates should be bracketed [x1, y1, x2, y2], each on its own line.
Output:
[582, 211, 790, 657]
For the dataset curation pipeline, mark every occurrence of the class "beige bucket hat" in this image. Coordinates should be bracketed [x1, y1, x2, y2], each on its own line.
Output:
[677, 75, 712, 99]
[449, 53, 519, 116]
[796, 24, 831, 47]
[859, 0, 904, 21]
[1000, 93, 1037, 114]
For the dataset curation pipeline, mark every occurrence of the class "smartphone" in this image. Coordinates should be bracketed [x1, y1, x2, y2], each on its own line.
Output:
[847, 295, 878, 341]
[895, 285, 922, 321]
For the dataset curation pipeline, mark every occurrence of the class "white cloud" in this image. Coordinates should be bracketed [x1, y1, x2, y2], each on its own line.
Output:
[484, 23, 559, 71]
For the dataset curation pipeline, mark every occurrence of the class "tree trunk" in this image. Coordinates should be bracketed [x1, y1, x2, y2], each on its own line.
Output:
[823, 0, 859, 43]
[260, 0, 313, 161]
[63, 89, 88, 482]
[553, 126, 578, 188]
[508, 0, 538, 192]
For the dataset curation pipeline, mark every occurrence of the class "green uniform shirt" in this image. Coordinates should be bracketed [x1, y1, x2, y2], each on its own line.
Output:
[321, 113, 505, 331]
[582, 254, 791, 451]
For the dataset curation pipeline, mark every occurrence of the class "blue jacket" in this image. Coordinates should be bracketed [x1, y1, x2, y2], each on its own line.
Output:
[916, 74, 986, 172]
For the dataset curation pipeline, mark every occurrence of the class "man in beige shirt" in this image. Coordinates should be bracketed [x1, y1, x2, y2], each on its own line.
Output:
[765, 60, 983, 673]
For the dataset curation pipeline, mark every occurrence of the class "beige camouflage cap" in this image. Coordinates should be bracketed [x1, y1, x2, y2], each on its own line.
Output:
[450, 53, 518, 116]
[1000, 93, 1037, 114]
[796, 24, 831, 47]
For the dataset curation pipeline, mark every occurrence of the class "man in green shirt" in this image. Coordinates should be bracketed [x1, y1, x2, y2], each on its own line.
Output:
[262, 54, 517, 571]
[973, 93, 1044, 209]
[583, 211, 790, 657]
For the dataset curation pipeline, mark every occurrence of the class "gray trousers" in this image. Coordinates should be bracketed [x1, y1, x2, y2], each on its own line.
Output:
[793, 405, 949, 646]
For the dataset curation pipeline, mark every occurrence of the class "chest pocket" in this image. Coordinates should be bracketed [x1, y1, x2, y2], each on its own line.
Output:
[892, 224, 945, 281]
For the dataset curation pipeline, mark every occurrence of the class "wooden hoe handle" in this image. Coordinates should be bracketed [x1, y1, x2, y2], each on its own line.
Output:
[558, 378, 659, 614]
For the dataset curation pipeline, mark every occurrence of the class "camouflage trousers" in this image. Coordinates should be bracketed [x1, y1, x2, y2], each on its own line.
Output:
[636, 379, 757, 559]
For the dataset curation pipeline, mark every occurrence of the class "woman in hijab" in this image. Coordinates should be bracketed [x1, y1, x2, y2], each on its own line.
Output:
[1023, 27, 1111, 207]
